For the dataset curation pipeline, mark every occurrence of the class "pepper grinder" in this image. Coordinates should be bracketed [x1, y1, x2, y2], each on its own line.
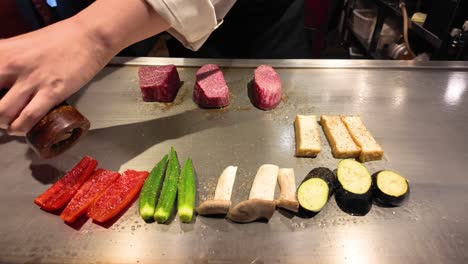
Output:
[26, 102, 90, 159]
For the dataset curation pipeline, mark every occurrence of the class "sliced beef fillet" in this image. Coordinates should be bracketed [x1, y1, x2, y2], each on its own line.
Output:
[138, 65, 181, 102]
[252, 65, 282, 110]
[193, 64, 230, 108]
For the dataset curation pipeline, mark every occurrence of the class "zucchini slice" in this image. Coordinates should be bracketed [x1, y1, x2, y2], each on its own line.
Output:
[373, 170, 409, 206]
[335, 159, 373, 216]
[298, 178, 329, 212]
[297, 167, 335, 213]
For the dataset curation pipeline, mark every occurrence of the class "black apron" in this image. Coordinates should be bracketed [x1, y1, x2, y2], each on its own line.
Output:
[167, 0, 311, 59]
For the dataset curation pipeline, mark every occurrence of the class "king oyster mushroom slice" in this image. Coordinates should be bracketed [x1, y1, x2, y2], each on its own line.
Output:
[227, 164, 279, 223]
[196, 166, 237, 215]
[276, 168, 299, 212]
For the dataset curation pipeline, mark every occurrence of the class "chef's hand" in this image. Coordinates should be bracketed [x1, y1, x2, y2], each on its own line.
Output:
[0, 20, 113, 136]
[0, 0, 169, 136]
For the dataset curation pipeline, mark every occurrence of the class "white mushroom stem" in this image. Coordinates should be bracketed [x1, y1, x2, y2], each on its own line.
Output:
[196, 166, 237, 215]
[248, 164, 279, 200]
[214, 166, 238, 201]
[276, 168, 299, 212]
[227, 164, 279, 223]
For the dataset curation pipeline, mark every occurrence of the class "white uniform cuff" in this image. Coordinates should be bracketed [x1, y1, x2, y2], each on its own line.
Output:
[145, 0, 221, 51]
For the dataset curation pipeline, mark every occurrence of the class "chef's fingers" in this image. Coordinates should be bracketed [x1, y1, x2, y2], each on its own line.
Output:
[0, 85, 8, 100]
[0, 47, 20, 89]
[0, 73, 16, 91]
[7, 91, 57, 136]
[0, 82, 35, 130]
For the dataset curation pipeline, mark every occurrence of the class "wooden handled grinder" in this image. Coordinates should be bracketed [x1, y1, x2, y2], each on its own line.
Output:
[26, 102, 90, 159]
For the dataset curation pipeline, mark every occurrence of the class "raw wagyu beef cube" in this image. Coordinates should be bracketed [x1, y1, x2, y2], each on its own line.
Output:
[138, 65, 181, 102]
[252, 65, 282, 110]
[193, 64, 230, 108]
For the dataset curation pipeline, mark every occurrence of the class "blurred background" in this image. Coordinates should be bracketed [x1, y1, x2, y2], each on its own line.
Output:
[1, 0, 467, 60]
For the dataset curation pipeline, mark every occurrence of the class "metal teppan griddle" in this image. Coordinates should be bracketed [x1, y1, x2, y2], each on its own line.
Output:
[0, 58, 467, 263]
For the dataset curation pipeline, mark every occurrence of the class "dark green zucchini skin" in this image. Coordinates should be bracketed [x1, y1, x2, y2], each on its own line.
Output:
[297, 167, 336, 218]
[297, 207, 319, 218]
[335, 160, 373, 216]
[335, 185, 372, 216]
[302, 167, 336, 195]
[372, 171, 410, 207]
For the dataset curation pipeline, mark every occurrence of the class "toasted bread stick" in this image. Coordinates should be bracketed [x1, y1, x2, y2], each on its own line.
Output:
[294, 115, 321, 157]
[341, 115, 384, 162]
[320, 115, 361, 158]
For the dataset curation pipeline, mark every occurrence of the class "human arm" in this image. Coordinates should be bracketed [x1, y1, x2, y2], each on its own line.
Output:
[0, 0, 169, 135]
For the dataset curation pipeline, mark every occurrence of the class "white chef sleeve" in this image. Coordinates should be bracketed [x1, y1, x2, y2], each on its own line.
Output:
[145, 0, 237, 51]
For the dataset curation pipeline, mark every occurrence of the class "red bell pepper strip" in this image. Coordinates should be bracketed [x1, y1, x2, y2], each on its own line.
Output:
[60, 169, 120, 223]
[88, 170, 149, 223]
[34, 156, 98, 211]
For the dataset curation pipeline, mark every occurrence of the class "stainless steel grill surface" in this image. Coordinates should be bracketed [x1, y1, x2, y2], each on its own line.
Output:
[1, 58, 467, 263]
